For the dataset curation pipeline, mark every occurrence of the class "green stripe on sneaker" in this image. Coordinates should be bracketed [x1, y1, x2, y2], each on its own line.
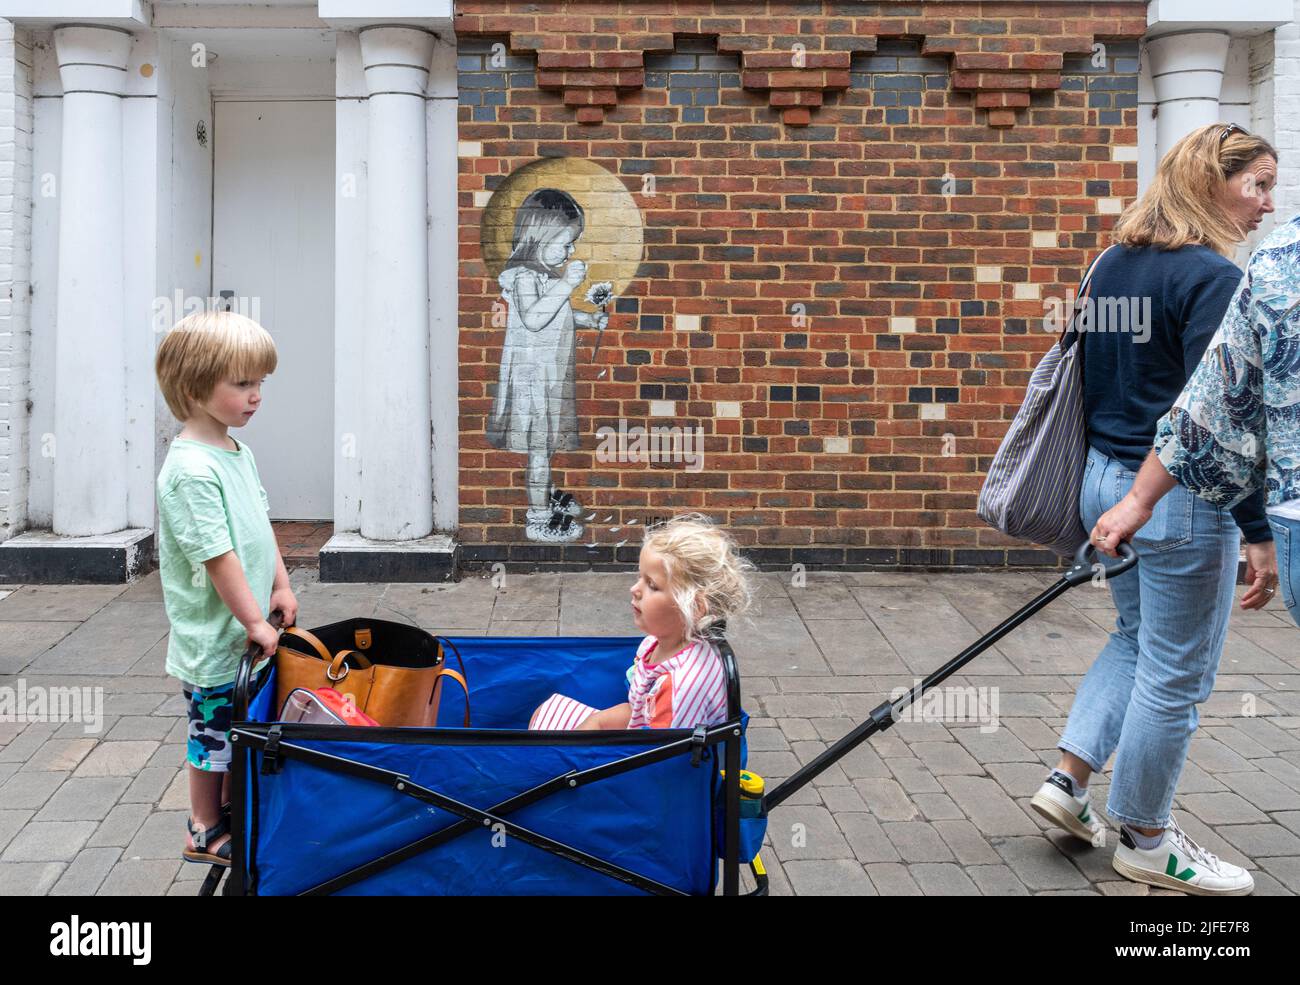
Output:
[1165, 854, 1195, 881]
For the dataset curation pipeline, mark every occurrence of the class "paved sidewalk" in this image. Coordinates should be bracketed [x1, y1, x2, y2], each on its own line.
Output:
[1, 566, 1298, 896]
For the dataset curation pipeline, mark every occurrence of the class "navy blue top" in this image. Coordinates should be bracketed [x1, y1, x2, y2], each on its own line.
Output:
[1080, 244, 1271, 543]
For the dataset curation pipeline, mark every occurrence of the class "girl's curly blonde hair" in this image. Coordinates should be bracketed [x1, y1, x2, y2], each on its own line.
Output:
[642, 514, 754, 642]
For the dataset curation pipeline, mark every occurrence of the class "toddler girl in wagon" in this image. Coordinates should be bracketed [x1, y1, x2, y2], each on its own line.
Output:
[530, 515, 754, 731]
[487, 187, 608, 542]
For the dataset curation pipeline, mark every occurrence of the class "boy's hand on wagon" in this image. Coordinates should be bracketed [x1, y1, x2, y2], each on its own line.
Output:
[562, 260, 586, 287]
[247, 619, 281, 658]
[269, 586, 299, 628]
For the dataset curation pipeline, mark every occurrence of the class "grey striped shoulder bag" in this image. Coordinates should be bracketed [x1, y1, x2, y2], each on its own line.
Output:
[977, 247, 1113, 557]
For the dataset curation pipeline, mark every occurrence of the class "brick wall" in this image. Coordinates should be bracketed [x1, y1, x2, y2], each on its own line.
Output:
[456, 2, 1146, 570]
[0, 19, 32, 544]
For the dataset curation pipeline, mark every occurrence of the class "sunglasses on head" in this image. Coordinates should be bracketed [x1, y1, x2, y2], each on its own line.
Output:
[1220, 123, 1248, 142]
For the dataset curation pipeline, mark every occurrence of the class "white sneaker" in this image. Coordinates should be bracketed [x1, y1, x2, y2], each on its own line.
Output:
[1030, 773, 1105, 846]
[1112, 816, 1255, 896]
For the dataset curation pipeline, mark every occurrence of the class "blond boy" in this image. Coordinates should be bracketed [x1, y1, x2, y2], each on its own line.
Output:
[155, 311, 298, 865]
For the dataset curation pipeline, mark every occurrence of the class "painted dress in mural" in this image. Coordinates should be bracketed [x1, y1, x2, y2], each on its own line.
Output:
[485, 187, 608, 541]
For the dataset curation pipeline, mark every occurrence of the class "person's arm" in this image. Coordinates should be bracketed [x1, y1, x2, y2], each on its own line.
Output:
[1156, 263, 1270, 516]
[204, 551, 279, 654]
[268, 546, 299, 628]
[1091, 449, 1177, 556]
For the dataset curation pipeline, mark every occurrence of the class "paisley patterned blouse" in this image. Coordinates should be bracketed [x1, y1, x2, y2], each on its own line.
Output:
[1154, 216, 1300, 513]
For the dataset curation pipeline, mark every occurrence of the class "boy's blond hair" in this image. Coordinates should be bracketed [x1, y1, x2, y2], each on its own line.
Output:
[155, 310, 277, 421]
[642, 514, 754, 642]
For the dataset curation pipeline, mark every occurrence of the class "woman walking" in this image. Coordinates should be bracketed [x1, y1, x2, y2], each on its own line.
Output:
[1028, 124, 1278, 895]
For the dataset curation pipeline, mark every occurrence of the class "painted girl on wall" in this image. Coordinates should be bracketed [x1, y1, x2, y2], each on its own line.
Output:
[487, 188, 608, 542]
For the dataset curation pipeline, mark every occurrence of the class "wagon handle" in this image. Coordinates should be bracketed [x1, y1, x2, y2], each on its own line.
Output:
[233, 608, 285, 723]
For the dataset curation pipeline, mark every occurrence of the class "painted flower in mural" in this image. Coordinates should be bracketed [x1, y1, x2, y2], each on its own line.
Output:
[586, 282, 614, 309]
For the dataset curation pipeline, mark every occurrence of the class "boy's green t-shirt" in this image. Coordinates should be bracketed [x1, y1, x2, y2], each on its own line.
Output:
[156, 436, 277, 688]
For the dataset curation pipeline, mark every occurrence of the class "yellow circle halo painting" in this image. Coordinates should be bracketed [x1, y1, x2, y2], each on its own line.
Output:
[480, 157, 644, 311]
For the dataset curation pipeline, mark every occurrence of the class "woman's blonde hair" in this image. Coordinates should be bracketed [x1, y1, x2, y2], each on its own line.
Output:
[642, 514, 754, 642]
[1112, 123, 1277, 256]
[155, 310, 277, 421]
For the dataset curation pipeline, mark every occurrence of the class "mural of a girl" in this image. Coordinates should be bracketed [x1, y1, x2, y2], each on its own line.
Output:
[487, 188, 608, 542]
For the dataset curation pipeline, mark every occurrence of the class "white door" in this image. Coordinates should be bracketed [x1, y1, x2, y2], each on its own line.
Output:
[212, 100, 335, 519]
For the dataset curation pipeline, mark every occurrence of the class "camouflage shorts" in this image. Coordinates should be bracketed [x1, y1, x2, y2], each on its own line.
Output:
[182, 680, 237, 773]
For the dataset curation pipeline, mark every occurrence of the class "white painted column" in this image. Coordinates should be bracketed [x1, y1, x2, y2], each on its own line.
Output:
[52, 25, 131, 536]
[1146, 31, 1231, 158]
[358, 26, 434, 541]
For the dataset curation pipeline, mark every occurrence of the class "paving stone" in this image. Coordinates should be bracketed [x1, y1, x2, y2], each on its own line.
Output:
[951, 727, 1036, 764]
[0, 861, 64, 895]
[97, 858, 180, 896]
[0, 723, 60, 763]
[145, 744, 186, 770]
[912, 793, 964, 821]
[766, 805, 852, 863]
[104, 715, 174, 742]
[1233, 717, 1300, 752]
[73, 740, 159, 777]
[986, 762, 1052, 799]
[49, 847, 121, 896]
[0, 820, 95, 862]
[24, 602, 168, 676]
[940, 775, 1039, 836]
[1179, 792, 1270, 825]
[1248, 870, 1294, 896]
[909, 741, 984, 776]
[832, 740, 892, 779]
[123, 810, 188, 861]
[105, 691, 171, 717]
[993, 836, 1091, 891]
[932, 820, 1000, 865]
[911, 861, 980, 895]
[20, 738, 97, 773]
[159, 769, 189, 810]
[0, 809, 34, 853]
[34, 777, 129, 822]
[1044, 829, 1115, 882]
[744, 727, 788, 752]
[1276, 811, 1300, 837]
[121, 766, 178, 804]
[777, 718, 819, 741]
[1004, 717, 1062, 750]
[0, 621, 79, 673]
[853, 777, 919, 821]
[882, 821, 954, 863]
[888, 759, 942, 795]
[1218, 770, 1300, 811]
[1097, 880, 1150, 896]
[0, 770, 67, 809]
[1216, 823, 1300, 858]
[784, 859, 877, 896]
[968, 863, 1030, 896]
[1262, 857, 1300, 893]
[88, 803, 152, 849]
[1256, 757, 1300, 793]
[1187, 736, 1255, 774]
[835, 812, 901, 864]
[864, 862, 922, 896]
[1202, 725, 1278, 761]
[1173, 760, 1228, 794]
[819, 786, 868, 814]
[0, 584, 124, 622]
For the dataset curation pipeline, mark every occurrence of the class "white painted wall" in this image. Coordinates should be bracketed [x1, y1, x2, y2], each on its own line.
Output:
[334, 28, 459, 535]
[334, 29, 365, 533]
[0, 18, 32, 543]
[1272, 3, 1300, 214]
[154, 36, 213, 488]
[25, 28, 159, 532]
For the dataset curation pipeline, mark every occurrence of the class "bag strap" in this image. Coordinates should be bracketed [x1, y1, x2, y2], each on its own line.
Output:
[436, 668, 471, 727]
[1061, 244, 1115, 351]
[435, 637, 471, 727]
[282, 626, 333, 663]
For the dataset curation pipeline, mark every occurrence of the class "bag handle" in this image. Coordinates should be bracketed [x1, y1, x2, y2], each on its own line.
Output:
[325, 649, 372, 683]
[282, 626, 333, 663]
[435, 637, 471, 727]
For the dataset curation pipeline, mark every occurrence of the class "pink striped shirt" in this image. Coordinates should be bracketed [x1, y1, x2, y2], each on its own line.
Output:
[626, 636, 729, 730]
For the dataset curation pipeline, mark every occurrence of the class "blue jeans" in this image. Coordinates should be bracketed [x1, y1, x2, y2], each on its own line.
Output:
[1059, 446, 1239, 827]
[1270, 515, 1300, 628]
